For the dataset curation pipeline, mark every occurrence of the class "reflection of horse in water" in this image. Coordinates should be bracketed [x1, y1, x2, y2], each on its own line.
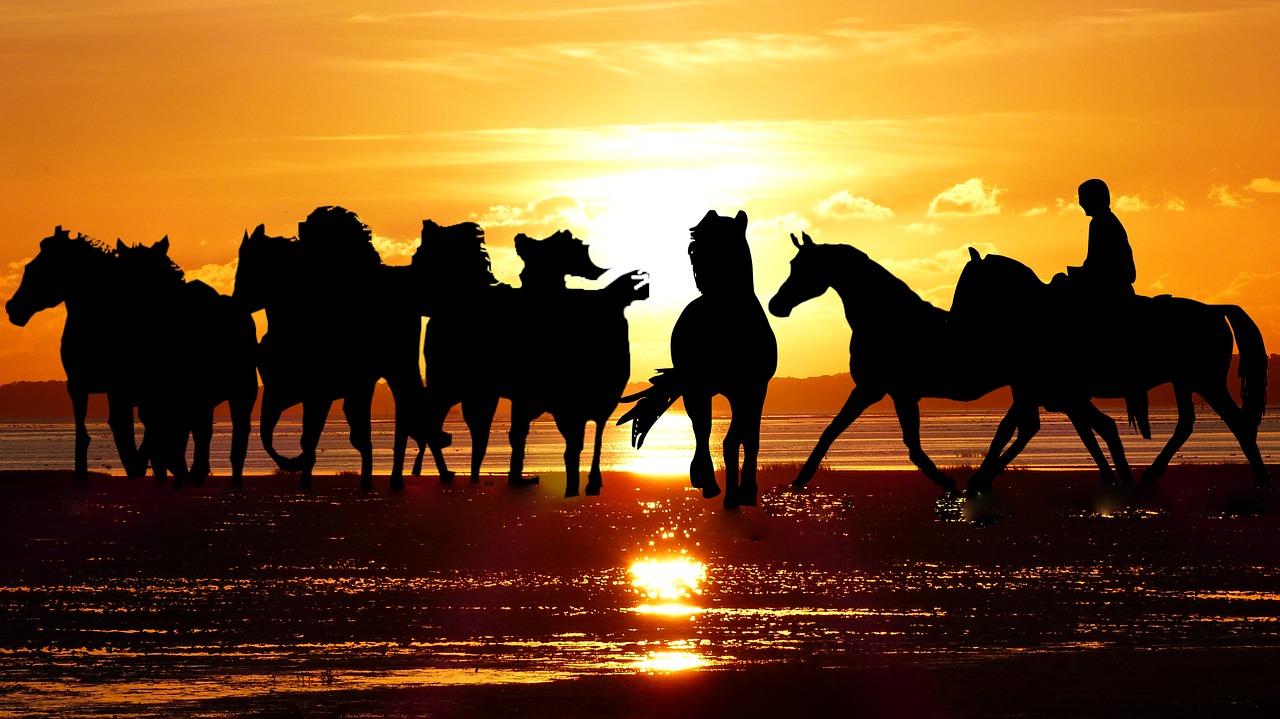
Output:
[620, 210, 776, 508]
[414, 223, 647, 497]
[113, 238, 258, 485]
[233, 207, 434, 490]
[767, 233, 1131, 495]
[5, 228, 256, 485]
[952, 249, 1268, 493]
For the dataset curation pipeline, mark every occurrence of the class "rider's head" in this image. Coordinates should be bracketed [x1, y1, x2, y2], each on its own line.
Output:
[1077, 179, 1111, 216]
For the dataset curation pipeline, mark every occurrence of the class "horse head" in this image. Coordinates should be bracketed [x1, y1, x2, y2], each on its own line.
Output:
[233, 224, 295, 313]
[115, 236, 185, 295]
[6, 227, 111, 326]
[950, 247, 1045, 327]
[413, 219, 493, 289]
[688, 209, 754, 296]
[768, 232, 829, 318]
[516, 229, 607, 290]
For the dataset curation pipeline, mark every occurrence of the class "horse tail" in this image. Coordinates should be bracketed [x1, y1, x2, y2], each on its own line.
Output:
[1220, 304, 1268, 427]
[1126, 392, 1151, 439]
[617, 368, 681, 449]
[260, 394, 310, 472]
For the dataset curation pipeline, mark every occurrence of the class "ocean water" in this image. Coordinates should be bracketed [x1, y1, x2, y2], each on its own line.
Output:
[1, 407, 1277, 478]
[2, 410, 1279, 717]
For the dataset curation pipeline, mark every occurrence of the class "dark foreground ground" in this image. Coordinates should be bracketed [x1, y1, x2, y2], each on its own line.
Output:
[1, 465, 1278, 718]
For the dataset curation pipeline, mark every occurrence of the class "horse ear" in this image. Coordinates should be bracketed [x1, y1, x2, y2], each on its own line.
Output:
[802, 232, 813, 246]
[734, 210, 748, 230]
[968, 246, 980, 262]
[116, 239, 126, 252]
[156, 236, 169, 254]
[242, 229, 249, 243]
[252, 224, 265, 239]
[790, 233, 802, 249]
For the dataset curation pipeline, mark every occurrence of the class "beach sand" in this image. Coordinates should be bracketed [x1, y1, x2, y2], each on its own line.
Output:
[1, 465, 1278, 718]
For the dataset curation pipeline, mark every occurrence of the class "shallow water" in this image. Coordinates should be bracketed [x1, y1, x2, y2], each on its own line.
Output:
[1, 467, 1278, 717]
[2, 407, 1277, 477]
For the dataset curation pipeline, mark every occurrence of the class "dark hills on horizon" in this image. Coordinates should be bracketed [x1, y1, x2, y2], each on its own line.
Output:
[0, 354, 1273, 420]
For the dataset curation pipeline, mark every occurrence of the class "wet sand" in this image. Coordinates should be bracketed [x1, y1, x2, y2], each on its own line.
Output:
[1, 465, 1279, 718]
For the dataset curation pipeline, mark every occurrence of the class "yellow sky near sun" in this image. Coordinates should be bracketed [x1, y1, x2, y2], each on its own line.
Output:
[1, 0, 1278, 384]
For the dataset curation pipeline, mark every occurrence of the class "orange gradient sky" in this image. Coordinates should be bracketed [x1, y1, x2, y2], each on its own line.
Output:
[2, 1, 1278, 384]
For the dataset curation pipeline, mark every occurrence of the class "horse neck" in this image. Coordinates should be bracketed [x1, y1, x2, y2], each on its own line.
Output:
[826, 254, 936, 332]
[520, 267, 566, 293]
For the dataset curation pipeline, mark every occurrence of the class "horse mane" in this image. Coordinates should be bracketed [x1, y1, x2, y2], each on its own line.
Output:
[515, 229, 605, 284]
[823, 243, 931, 308]
[297, 206, 382, 271]
[413, 219, 497, 291]
[40, 227, 114, 262]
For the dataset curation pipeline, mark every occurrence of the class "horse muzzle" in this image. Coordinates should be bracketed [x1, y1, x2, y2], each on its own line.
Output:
[767, 295, 794, 318]
[5, 301, 32, 327]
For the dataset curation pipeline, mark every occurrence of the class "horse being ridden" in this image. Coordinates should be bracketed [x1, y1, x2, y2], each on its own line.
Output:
[113, 238, 258, 486]
[506, 230, 649, 497]
[952, 249, 1268, 493]
[233, 207, 435, 490]
[620, 210, 776, 508]
[767, 233, 1132, 495]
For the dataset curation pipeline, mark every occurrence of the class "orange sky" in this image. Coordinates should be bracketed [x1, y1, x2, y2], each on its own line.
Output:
[2, 1, 1278, 384]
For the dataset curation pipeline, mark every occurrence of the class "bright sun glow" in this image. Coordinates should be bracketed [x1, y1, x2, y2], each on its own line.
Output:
[636, 650, 707, 673]
[630, 557, 707, 602]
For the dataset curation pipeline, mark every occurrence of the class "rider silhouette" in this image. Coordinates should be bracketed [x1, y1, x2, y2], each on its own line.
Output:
[1056, 178, 1135, 303]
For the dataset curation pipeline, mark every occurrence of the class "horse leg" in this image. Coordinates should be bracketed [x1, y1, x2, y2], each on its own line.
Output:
[554, 413, 586, 498]
[70, 387, 91, 482]
[463, 394, 499, 483]
[969, 402, 1040, 495]
[586, 418, 607, 496]
[421, 387, 456, 482]
[298, 398, 333, 490]
[685, 392, 719, 499]
[1142, 386, 1195, 485]
[1199, 384, 1270, 486]
[721, 414, 742, 509]
[1064, 403, 1116, 485]
[729, 386, 767, 508]
[1081, 402, 1134, 484]
[229, 386, 255, 487]
[794, 385, 885, 488]
[343, 393, 375, 490]
[894, 396, 957, 494]
[508, 403, 539, 486]
[107, 392, 146, 479]
[190, 404, 214, 484]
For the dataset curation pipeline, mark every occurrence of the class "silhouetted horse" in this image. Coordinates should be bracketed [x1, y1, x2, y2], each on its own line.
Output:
[766, 233, 1132, 495]
[233, 207, 434, 490]
[952, 248, 1268, 493]
[4, 228, 256, 484]
[414, 224, 647, 496]
[620, 210, 776, 508]
[114, 238, 258, 485]
[412, 220, 509, 483]
[507, 230, 648, 497]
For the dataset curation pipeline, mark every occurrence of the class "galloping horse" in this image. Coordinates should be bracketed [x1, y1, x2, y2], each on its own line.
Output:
[952, 248, 1268, 493]
[5, 228, 256, 484]
[113, 238, 258, 485]
[620, 210, 776, 508]
[233, 207, 435, 490]
[413, 223, 647, 497]
[767, 233, 1133, 495]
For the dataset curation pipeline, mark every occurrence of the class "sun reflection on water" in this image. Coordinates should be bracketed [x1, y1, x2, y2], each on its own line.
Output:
[630, 557, 706, 603]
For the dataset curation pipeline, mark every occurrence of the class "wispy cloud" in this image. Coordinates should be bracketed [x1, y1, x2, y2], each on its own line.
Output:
[814, 191, 893, 220]
[1247, 177, 1280, 193]
[899, 222, 942, 235]
[881, 243, 998, 276]
[1114, 194, 1152, 213]
[474, 195, 590, 229]
[1208, 184, 1253, 208]
[348, 1, 733, 24]
[927, 178, 1004, 217]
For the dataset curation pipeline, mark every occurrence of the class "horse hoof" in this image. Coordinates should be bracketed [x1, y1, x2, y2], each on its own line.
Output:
[585, 483, 602, 496]
[440, 470, 456, 484]
[390, 477, 405, 492]
[510, 475, 540, 487]
[565, 486, 580, 498]
[702, 483, 722, 499]
[1139, 469, 1160, 485]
